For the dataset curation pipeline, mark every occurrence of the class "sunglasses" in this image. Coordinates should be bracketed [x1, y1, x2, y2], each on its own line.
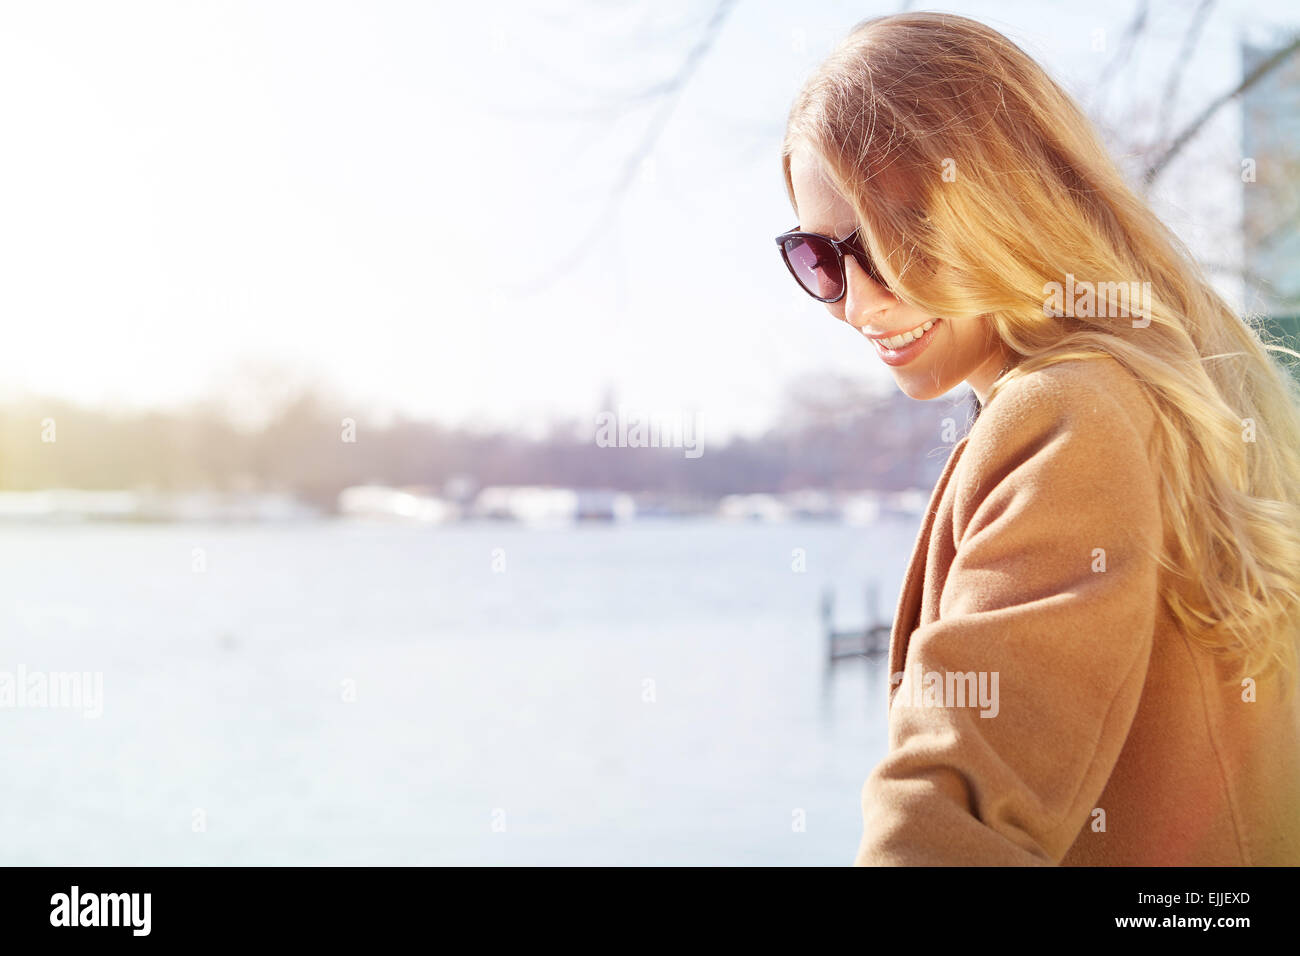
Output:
[774, 224, 888, 302]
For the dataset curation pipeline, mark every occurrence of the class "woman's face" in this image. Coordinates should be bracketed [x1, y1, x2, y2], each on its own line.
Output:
[788, 146, 1007, 403]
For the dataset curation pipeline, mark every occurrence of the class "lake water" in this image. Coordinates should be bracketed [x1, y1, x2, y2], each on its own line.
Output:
[0, 517, 921, 865]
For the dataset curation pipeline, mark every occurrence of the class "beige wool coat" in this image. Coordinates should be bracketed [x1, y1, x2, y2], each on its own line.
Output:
[854, 355, 1300, 865]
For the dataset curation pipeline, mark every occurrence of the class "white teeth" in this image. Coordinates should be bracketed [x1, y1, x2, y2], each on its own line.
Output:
[873, 319, 934, 349]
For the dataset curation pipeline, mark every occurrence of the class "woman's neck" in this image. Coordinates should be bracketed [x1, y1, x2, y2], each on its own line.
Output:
[968, 348, 1015, 406]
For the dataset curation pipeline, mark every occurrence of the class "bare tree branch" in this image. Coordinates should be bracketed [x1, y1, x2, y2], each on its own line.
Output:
[501, 0, 739, 297]
[1153, 0, 1215, 147]
[1143, 33, 1300, 188]
[1090, 0, 1150, 117]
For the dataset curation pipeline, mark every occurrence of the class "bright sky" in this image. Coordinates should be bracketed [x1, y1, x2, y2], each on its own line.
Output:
[0, 0, 1295, 438]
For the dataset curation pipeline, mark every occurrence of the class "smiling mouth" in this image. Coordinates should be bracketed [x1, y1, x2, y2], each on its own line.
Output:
[861, 318, 935, 348]
[863, 318, 942, 367]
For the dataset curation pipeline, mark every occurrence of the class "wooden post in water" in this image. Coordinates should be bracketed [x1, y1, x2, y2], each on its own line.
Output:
[823, 582, 891, 664]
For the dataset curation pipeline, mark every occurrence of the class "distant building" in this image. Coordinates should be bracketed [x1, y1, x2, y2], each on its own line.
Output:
[338, 485, 457, 523]
[780, 489, 838, 521]
[1242, 40, 1300, 330]
[837, 491, 883, 526]
[573, 489, 636, 522]
[470, 486, 634, 524]
[0, 490, 139, 521]
[717, 494, 790, 522]
[0, 489, 320, 522]
[880, 489, 928, 519]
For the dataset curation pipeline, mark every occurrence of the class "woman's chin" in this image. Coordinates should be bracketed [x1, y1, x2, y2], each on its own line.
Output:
[891, 371, 948, 402]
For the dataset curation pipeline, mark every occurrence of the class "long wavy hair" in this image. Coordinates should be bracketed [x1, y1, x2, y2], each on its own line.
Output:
[781, 12, 1300, 685]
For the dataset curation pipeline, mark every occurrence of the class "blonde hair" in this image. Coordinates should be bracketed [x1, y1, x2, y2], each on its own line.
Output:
[781, 12, 1300, 685]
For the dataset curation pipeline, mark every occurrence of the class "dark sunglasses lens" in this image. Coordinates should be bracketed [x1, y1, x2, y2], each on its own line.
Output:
[845, 234, 882, 285]
[781, 236, 843, 301]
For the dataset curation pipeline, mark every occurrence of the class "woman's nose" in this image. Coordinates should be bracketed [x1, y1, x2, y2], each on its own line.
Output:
[828, 255, 895, 324]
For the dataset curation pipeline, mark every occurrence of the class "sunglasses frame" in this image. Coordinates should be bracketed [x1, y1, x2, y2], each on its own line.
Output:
[774, 224, 887, 303]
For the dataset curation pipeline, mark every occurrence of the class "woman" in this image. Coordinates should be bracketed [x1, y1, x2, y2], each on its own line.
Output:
[775, 12, 1300, 865]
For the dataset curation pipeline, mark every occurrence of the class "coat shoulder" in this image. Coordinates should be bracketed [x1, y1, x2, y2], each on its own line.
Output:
[951, 354, 1164, 539]
[966, 354, 1159, 468]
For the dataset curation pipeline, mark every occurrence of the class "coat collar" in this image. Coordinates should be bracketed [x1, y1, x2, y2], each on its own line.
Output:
[886, 434, 971, 710]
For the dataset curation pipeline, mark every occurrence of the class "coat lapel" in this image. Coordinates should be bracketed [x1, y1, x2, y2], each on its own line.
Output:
[886, 435, 970, 710]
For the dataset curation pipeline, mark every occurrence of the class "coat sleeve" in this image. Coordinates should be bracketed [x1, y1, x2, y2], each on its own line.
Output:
[855, 367, 1163, 865]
